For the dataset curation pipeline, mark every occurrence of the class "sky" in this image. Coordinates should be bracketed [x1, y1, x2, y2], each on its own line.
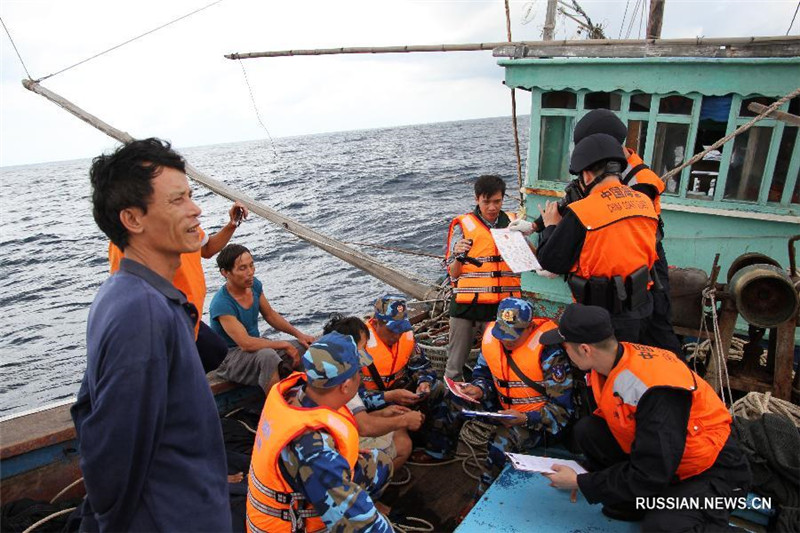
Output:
[1, 0, 798, 167]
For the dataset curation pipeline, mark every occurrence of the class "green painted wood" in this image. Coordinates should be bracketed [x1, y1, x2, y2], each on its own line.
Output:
[713, 95, 742, 202]
[759, 121, 786, 205]
[780, 129, 800, 206]
[500, 57, 800, 97]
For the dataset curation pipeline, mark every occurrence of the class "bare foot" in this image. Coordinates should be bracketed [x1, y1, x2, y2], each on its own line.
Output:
[375, 501, 391, 516]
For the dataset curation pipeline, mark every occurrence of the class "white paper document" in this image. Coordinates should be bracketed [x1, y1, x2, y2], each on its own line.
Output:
[504, 452, 588, 475]
[490, 228, 542, 273]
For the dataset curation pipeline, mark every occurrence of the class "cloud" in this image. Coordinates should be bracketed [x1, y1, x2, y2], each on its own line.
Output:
[1, 0, 797, 166]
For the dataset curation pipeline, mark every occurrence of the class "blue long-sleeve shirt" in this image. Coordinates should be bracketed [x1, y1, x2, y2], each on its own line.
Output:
[71, 258, 230, 532]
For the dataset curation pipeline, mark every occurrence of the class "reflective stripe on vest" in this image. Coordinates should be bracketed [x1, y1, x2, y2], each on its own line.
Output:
[481, 318, 558, 412]
[567, 180, 658, 281]
[622, 149, 665, 215]
[445, 213, 522, 305]
[590, 343, 732, 480]
[246, 373, 359, 533]
[361, 319, 415, 390]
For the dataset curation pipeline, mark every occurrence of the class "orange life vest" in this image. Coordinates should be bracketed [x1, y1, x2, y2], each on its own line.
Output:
[445, 212, 521, 305]
[623, 148, 665, 215]
[567, 180, 658, 281]
[361, 319, 416, 390]
[108, 227, 207, 338]
[247, 373, 359, 533]
[591, 342, 732, 480]
[481, 318, 559, 412]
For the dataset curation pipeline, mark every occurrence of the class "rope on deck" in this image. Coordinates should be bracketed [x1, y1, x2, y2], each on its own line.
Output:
[732, 392, 800, 427]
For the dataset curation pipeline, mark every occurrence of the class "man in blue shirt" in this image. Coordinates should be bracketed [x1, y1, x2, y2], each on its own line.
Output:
[210, 243, 315, 392]
[71, 138, 230, 532]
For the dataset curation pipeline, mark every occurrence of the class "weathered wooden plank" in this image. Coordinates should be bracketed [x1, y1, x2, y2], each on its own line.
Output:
[226, 37, 800, 61]
[748, 102, 800, 127]
[493, 37, 800, 59]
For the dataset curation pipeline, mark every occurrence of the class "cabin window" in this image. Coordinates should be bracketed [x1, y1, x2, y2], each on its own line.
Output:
[769, 127, 798, 203]
[724, 126, 774, 202]
[585, 92, 621, 111]
[542, 91, 577, 109]
[626, 120, 648, 157]
[630, 93, 651, 112]
[686, 96, 732, 200]
[652, 123, 690, 194]
[539, 116, 573, 182]
[740, 97, 774, 117]
[659, 95, 694, 115]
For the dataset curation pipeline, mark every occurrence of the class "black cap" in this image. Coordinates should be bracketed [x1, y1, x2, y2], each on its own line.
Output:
[540, 304, 615, 345]
[569, 133, 628, 175]
[573, 109, 627, 144]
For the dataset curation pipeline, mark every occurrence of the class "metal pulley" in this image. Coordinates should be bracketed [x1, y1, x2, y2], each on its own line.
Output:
[727, 263, 799, 328]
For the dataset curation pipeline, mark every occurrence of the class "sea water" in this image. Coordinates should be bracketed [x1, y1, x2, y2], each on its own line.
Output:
[0, 115, 530, 416]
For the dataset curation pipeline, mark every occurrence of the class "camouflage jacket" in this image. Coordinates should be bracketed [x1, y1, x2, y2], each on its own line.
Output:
[277, 390, 392, 533]
[471, 345, 574, 434]
[358, 342, 436, 411]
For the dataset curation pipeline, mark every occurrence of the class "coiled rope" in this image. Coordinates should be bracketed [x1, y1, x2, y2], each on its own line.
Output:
[732, 392, 800, 427]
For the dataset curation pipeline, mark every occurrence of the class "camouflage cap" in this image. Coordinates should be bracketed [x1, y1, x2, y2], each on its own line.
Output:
[302, 331, 373, 388]
[491, 297, 535, 341]
[373, 294, 413, 334]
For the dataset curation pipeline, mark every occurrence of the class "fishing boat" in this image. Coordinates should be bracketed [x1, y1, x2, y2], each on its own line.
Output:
[2, 5, 799, 530]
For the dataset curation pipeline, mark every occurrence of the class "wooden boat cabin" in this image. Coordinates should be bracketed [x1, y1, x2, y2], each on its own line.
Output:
[495, 55, 800, 318]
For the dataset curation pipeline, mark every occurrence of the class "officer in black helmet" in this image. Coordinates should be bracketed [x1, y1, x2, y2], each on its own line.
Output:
[535, 133, 660, 343]
[571, 109, 681, 355]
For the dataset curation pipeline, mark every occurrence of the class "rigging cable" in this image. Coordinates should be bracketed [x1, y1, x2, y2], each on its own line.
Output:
[504, 0, 525, 209]
[0, 16, 33, 79]
[35, 0, 224, 83]
[237, 59, 280, 159]
[788, 1, 800, 35]
[618, 0, 631, 39]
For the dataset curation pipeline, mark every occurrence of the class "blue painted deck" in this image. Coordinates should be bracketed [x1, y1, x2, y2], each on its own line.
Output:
[457, 464, 638, 533]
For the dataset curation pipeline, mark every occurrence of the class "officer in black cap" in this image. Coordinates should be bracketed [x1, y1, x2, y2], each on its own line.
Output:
[540, 304, 750, 532]
[534, 133, 659, 343]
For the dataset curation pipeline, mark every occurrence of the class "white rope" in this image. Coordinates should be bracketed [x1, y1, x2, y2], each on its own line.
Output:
[49, 477, 84, 504]
[693, 286, 734, 407]
[732, 392, 800, 427]
[21, 507, 77, 533]
[388, 464, 412, 486]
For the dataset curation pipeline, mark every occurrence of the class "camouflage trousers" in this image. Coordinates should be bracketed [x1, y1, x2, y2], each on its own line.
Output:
[354, 448, 394, 501]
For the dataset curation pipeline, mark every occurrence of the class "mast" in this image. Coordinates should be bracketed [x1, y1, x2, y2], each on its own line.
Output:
[647, 0, 665, 39]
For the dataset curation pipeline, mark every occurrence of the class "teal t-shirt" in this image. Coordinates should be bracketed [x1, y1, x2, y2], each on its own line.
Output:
[210, 278, 263, 348]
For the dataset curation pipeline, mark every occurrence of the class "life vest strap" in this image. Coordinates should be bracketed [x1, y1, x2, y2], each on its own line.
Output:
[362, 368, 403, 384]
[497, 392, 548, 406]
[494, 378, 529, 388]
[453, 285, 522, 294]
[622, 163, 649, 185]
[459, 271, 521, 279]
[248, 492, 319, 528]
[250, 466, 313, 507]
[472, 255, 503, 262]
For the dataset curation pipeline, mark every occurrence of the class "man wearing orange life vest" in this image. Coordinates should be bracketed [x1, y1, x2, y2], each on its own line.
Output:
[247, 331, 393, 533]
[360, 294, 439, 405]
[444, 175, 521, 380]
[424, 297, 574, 494]
[108, 199, 249, 372]
[542, 304, 750, 531]
[536, 133, 659, 343]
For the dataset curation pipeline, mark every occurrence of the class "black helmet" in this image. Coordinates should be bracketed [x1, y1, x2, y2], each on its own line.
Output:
[569, 133, 627, 175]
[573, 109, 627, 144]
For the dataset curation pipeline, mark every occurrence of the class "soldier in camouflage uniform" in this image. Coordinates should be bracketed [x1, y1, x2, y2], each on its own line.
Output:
[424, 298, 574, 494]
[246, 331, 393, 533]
